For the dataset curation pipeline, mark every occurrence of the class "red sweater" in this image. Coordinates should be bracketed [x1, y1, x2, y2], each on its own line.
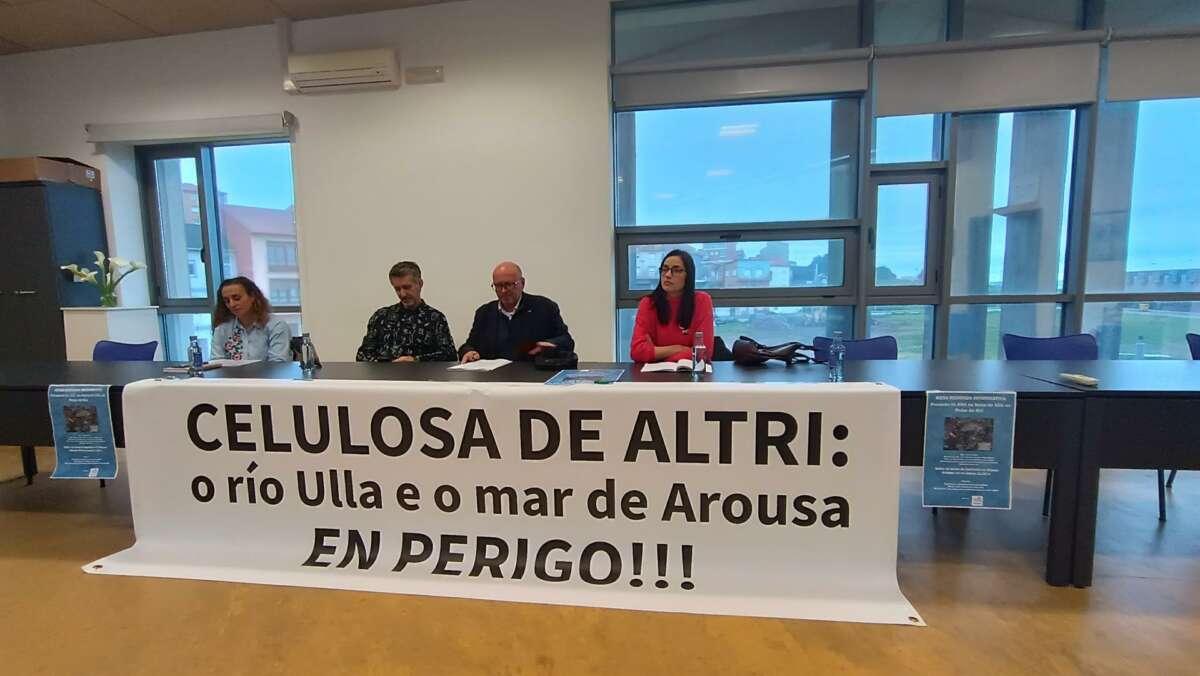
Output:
[630, 292, 715, 363]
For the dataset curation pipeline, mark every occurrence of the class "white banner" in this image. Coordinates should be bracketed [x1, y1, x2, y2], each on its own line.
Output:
[88, 379, 921, 625]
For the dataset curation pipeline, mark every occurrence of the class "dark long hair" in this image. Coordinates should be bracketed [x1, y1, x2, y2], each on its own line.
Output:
[648, 249, 696, 329]
[212, 276, 272, 327]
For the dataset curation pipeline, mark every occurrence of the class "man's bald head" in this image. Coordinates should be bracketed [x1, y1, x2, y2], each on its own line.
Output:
[493, 261, 523, 278]
[491, 261, 526, 311]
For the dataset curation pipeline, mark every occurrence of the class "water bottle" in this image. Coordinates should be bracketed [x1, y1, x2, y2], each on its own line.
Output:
[1134, 335, 1146, 359]
[300, 332, 317, 376]
[828, 331, 846, 383]
[187, 335, 204, 377]
[691, 331, 707, 375]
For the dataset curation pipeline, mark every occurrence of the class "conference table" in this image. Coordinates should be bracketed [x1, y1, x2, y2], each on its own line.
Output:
[2, 358, 1197, 589]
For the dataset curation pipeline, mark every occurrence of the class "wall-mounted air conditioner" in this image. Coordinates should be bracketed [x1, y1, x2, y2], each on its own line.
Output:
[284, 48, 400, 94]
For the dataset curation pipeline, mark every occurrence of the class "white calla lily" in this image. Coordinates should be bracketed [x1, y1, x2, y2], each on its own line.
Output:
[60, 250, 145, 307]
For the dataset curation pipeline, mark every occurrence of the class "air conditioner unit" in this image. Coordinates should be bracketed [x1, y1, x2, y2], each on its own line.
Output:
[284, 48, 400, 94]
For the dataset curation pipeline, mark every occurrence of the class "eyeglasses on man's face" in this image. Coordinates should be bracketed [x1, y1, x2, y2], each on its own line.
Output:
[659, 266, 686, 276]
[491, 280, 521, 292]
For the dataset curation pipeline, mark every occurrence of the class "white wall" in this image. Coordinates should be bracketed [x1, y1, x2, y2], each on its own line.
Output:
[0, 0, 615, 360]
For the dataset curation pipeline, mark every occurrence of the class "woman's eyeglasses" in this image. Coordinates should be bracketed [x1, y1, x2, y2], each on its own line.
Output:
[659, 266, 686, 276]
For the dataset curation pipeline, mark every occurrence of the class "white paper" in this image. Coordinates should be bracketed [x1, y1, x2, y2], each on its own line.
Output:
[208, 359, 261, 368]
[448, 359, 512, 372]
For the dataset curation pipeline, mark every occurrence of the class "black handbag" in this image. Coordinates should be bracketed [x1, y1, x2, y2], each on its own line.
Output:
[731, 336, 812, 366]
[534, 348, 579, 371]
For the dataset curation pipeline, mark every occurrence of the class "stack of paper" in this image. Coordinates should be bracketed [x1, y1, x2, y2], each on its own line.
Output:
[448, 359, 512, 372]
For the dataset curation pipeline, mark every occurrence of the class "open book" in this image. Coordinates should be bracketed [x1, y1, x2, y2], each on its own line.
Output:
[640, 359, 712, 373]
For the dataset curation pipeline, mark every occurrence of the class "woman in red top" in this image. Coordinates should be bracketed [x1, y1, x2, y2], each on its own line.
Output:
[629, 249, 715, 363]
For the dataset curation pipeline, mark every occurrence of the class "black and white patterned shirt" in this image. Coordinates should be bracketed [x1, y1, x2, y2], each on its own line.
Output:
[355, 302, 457, 362]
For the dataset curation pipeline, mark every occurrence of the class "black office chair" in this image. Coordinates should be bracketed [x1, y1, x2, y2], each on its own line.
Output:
[1002, 333, 1098, 518]
[1165, 334, 1200, 494]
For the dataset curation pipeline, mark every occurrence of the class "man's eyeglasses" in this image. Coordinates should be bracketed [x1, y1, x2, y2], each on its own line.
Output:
[491, 281, 521, 292]
[659, 266, 686, 276]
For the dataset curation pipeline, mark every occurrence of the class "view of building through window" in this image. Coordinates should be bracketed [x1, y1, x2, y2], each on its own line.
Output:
[145, 142, 300, 360]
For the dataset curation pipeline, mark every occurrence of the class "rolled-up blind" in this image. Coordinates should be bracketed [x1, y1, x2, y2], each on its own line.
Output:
[613, 56, 868, 109]
[85, 112, 295, 145]
[1108, 36, 1200, 102]
[874, 43, 1100, 116]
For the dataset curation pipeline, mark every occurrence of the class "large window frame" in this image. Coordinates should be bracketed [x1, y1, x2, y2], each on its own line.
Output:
[612, 0, 1200, 359]
[613, 93, 867, 354]
[137, 139, 301, 360]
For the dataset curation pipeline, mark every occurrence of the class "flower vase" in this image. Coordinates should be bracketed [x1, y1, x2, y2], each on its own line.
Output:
[99, 291, 118, 308]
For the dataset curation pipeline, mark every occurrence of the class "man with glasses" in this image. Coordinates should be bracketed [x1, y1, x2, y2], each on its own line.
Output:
[458, 261, 574, 363]
[356, 261, 457, 363]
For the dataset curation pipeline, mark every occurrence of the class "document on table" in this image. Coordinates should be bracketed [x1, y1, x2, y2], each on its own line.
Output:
[641, 360, 711, 373]
[448, 359, 512, 372]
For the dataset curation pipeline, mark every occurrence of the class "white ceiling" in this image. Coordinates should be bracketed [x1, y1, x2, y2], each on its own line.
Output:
[0, 0, 460, 55]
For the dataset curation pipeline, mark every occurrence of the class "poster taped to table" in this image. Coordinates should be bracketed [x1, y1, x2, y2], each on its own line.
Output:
[922, 391, 1016, 509]
[87, 379, 921, 626]
[48, 384, 117, 480]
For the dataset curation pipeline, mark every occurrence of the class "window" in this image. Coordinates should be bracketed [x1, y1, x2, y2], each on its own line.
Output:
[149, 157, 207, 300]
[269, 278, 301, 306]
[1096, 1, 1200, 29]
[948, 303, 1064, 359]
[1081, 301, 1200, 360]
[613, 0, 860, 69]
[626, 239, 847, 291]
[267, 241, 299, 272]
[1086, 98, 1200, 295]
[962, 0, 1082, 40]
[614, 97, 861, 358]
[950, 109, 1074, 296]
[873, 114, 941, 164]
[140, 141, 300, 360]
[615, 99, 859, 226]
[868, 305, 934, 358]
[874, 183, 930, 287]
[873, 0, 947, 46]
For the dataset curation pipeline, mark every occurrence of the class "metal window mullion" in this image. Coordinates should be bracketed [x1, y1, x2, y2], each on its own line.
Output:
[615, 219, 860, 237]
[865, 294, 940, 305]
[948, 294, 1074, 304]
[868, 161, 949, 174]
[933, 113, 959, 358]
[1065, 106, 1100, 334]
[1082, 292, 1200, 303]
[854, 61, 875, 339]
[196, 146, 224, 299]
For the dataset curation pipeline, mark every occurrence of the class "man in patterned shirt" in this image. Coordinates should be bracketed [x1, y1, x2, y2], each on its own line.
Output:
[356, 261, 457, 362]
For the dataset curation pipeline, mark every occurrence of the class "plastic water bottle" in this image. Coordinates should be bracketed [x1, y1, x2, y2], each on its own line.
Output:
[1135, 335, 1146, 359]
[300, 332, 317, 377]
[828, 331, 846, 383]
[187, 335, 204, 377]
[691, 331, 707, 375]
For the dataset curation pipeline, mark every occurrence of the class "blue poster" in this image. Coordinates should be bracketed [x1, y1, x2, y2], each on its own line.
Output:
[48, 384, 118, 480]
[922, 391, 1015, 509]
[544, 369, 625, 386]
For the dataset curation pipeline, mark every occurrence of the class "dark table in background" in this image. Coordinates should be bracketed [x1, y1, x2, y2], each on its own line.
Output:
[3, 359, 1196, 588]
